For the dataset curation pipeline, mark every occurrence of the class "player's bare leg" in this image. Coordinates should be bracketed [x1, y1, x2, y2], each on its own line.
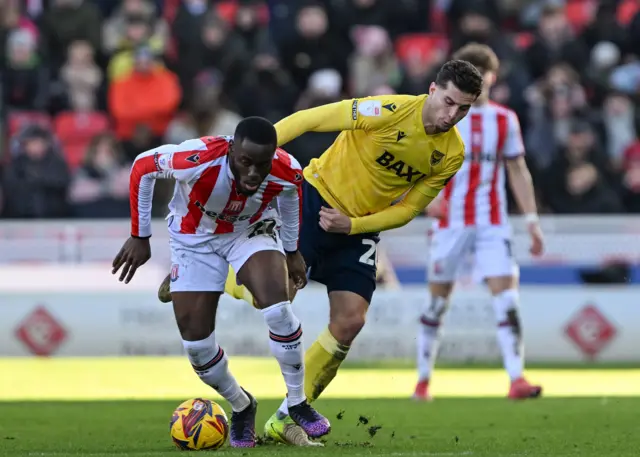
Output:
[237, 250, 331, 439]
[486, 276, 542, 400]
[414, 281, 454, 401]
[172, 291, 257, 448]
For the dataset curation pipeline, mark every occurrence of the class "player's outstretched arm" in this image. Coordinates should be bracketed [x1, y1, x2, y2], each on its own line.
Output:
[275, 100, 354, 146]
[275, 97, 392, 146]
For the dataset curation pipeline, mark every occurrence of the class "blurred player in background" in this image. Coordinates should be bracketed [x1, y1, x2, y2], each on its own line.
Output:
[112, 118, 330, 447]
[414, 44, 545, 401]
[187, 59, 484, 445]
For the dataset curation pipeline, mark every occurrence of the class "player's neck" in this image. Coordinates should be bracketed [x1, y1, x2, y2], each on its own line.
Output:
[474, 95, 490, 107]
[421, 99, 439, 135]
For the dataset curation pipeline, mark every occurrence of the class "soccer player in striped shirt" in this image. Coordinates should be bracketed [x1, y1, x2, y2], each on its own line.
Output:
[414, 44, 545, 401]
[111, 117, 330, 448]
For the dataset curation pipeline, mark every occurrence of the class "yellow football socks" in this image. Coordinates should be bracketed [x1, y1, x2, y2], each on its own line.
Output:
[304, 327, 350, 402]
[224, 268, 350, 402]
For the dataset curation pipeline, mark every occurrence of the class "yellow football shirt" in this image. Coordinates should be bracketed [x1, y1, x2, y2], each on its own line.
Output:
[275, 95, 464, 234]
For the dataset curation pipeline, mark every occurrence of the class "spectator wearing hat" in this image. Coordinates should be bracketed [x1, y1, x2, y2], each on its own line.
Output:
[107, 11, 165, 82]
[102, 0, 168, 58]
[3, 28, 48, 111]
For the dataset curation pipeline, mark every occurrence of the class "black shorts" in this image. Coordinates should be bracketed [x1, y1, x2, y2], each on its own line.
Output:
[299, 180, 380, 303]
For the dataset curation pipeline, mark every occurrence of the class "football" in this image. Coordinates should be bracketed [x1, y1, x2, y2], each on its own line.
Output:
[170, 398, 229, 450]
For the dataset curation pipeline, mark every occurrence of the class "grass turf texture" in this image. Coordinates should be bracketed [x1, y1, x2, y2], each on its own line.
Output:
[1, 358, 639, 456]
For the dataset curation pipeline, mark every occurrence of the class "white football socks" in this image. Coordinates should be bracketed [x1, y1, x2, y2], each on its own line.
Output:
[416, 295, 449, 381]
[182, 331, 250, 412]
[262, 301, 306, 407]
[493, 289, 524, 381]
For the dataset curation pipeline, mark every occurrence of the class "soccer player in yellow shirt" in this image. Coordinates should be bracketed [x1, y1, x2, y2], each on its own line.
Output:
[158, 59, 483, 445]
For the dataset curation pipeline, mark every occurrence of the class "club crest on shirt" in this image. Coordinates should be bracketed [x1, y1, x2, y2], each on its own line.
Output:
[170, 264, 179, 282]
[156, 153, 171, 171]
[225, 200, 244, 213]
[430, 150, 445, 166]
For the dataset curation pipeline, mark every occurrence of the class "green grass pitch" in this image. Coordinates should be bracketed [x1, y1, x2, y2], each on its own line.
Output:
[1, 358, 639, 457]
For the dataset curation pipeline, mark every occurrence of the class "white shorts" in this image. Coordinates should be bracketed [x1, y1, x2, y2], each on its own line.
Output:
[428, 225, 518, 283]
[169, 223, 284, 293]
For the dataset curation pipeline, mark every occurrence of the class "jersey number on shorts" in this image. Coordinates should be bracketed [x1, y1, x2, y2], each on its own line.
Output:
[248, 219, 277, 243]
[359, 238, 377, 266]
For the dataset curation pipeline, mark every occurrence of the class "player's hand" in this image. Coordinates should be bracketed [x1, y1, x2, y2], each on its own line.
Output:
[528, 222, 544, 257]
[426, 198, 448, 219]
[112, 236, 151, 284]
[319, 207, 351, 234]
[286, 250, 307, 290]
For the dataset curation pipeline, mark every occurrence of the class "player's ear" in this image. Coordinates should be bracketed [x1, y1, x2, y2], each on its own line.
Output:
[429, 82, 436, 96]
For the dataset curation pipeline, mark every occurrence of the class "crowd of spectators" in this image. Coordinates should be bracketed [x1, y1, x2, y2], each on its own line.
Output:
[1, 0, 640, 219]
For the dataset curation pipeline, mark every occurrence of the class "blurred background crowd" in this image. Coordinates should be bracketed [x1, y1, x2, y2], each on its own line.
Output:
[1, 0, 640, 220]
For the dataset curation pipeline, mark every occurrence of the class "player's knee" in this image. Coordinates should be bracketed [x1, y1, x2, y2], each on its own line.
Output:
[329, 308, 366, 346]
[251, 281, 289, 310]
[429, 282, 453, 298]
[332, 313, 366, 345]
[174, 312, 213, 341]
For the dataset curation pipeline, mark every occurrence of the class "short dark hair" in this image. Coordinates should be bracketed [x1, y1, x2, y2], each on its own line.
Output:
[452, 43, 499, 74]
[234, 116, 277, 149]
[435, 60, 484, 98]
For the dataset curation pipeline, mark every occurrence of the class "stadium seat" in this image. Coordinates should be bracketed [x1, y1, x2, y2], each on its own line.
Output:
[63, 143, 89, 171]
[215, 1, 270, 26]
[395, 33, 450, 66]
[565, 0, 597, 34]
[617, 0, 640, 26]
[54, 112, 110, 170]
[8, 111, 52, 138]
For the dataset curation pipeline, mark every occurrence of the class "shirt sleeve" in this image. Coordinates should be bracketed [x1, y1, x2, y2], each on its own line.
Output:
[349, 185, 435, 234]
[275, 96, 393, 146]
[276, 185, 302, 252]
[271, 151, 303, 252]
[348, 146, 464, 234]
[129, 138, 220, 238]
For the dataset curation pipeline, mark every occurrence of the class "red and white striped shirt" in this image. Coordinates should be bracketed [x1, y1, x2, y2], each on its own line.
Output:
[438, 103, 524, 228]
[129, 136, 303, 251]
